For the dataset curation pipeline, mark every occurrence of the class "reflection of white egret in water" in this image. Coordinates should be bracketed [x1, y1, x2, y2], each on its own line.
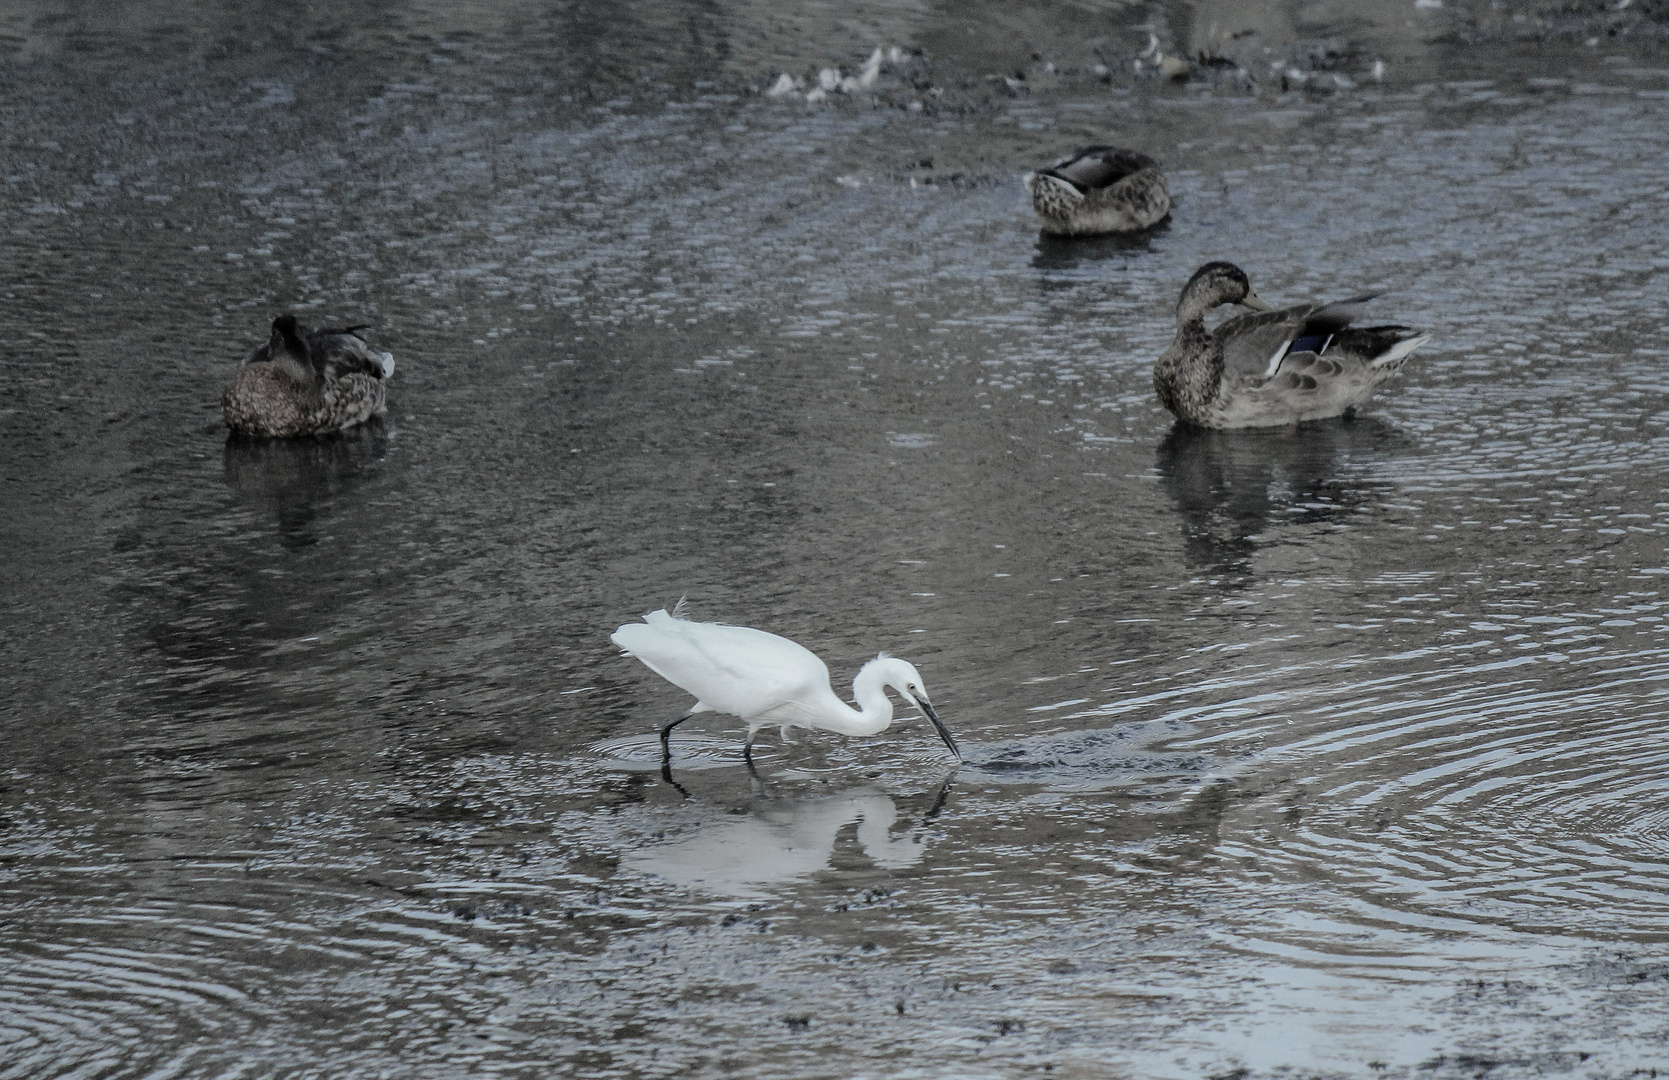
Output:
[623, 789, 934, 899]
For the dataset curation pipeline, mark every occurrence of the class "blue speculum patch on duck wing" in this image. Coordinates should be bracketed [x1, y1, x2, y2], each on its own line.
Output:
[1264, 333, 1331, 377]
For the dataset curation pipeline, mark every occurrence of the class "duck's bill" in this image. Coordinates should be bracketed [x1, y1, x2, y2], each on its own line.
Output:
[915, 698, 962, 760]
[1240, 292, 1272, 312]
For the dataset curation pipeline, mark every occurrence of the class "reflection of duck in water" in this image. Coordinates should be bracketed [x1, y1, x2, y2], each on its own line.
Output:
[623, 788, 932, 899]
[222, 315, 396, 437]
[1030, 222, 1167, 272]
[224, 422, 388, 548]
[1024, 146, 1171, 236]
[1156, 418, 1406, 572]
[1154, 262, 1429, 429]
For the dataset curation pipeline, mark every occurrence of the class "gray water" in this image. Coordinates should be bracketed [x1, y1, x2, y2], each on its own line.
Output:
[5, 1, 1669, 1077]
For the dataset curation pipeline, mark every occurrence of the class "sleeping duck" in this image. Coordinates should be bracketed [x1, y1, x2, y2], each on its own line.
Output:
[1024, 146, 1171, 235]
[222, 315, 395, 437]
[1153, 262, 1429, 429]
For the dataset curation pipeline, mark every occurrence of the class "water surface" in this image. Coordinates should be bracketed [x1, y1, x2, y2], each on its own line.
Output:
[4, 2, 1669, 1077]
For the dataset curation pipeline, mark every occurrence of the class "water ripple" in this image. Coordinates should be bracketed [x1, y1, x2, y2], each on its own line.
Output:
[1190, 652, 1669, 939]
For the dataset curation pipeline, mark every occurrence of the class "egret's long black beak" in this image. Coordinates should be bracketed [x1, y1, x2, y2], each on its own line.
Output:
[913, 696, 961, 761]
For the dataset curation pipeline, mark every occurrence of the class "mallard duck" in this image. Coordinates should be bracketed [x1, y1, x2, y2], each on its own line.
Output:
[222, 315, 395, 437]
[1153, 262, 1429, 429]
[1023, 146, 1171, 235]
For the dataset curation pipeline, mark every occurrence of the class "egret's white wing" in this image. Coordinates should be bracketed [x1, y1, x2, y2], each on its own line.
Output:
[612, 610, 830, 718]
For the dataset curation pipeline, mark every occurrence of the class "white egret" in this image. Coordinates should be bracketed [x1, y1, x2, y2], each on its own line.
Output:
[610, 604, 961, 768]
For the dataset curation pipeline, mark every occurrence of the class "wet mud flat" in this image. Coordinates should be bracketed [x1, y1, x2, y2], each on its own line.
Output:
[5, 1, 1669, 1078]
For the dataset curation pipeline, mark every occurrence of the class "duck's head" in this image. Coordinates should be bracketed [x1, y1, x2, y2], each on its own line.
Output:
[1177, 261, 1271, 320]
[254, 314, 321, 387]
[267, 315, 308, 355]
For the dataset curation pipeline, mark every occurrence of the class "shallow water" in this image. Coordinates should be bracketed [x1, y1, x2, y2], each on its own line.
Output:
[5, 2, 1669, 1077]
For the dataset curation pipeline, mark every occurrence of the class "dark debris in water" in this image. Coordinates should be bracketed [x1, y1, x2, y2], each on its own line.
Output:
[969, 728, 1215, 786]
[452, 898, 536, 922]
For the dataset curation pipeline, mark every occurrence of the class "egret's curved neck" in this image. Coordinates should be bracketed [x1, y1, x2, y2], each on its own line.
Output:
[830, 665, 896, 737]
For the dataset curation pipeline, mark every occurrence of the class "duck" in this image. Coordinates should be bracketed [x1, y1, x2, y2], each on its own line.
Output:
[222, 315, 396, 437]
[1153, 261, 1430, 429]
[1023, 146, 1171, 235]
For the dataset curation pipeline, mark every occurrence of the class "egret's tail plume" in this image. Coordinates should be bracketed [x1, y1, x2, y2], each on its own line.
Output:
[670, 596, 690, 620]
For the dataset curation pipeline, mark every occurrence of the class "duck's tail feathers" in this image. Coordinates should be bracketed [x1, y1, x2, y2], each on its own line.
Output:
[1371, 330, 1430, 370]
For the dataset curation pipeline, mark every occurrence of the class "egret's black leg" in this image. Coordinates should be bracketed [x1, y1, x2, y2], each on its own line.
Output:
[659, 708, 695, 763]
[743, 728, 761, 780]
[659, 709, 696, 793]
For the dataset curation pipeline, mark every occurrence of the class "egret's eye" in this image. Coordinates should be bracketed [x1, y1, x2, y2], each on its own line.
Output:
[908, 683, 918, 692]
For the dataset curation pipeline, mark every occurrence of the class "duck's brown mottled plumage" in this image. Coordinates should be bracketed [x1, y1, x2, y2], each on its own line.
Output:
[222, 315, 395, 437]
[1153, 262, 1430, 430]
[1024, 146, 1171, 236]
